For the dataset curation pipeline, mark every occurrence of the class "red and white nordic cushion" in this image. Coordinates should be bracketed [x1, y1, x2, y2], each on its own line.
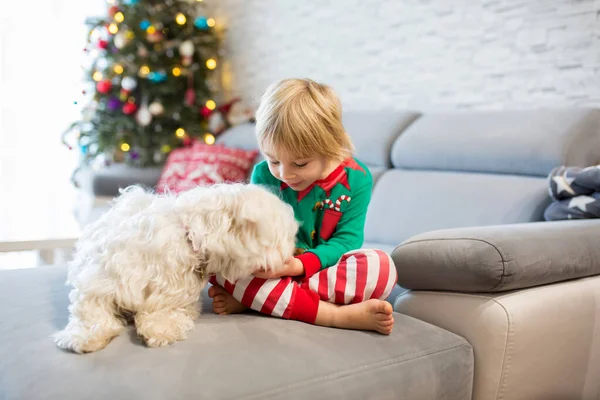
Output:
[156, 141, 259, 193]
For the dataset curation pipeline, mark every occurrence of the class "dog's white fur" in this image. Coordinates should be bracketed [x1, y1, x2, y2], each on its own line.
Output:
[53, 183, 298, 353]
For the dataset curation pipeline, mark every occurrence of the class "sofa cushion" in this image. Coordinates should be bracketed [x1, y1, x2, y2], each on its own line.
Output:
[217, 112, 421, 170]
[392, 219, 600, 293]
[364, 169, 550, 247]
[391, 108, 600, 177]
[343, 111, 420, 167]
[215, 122, 260, 151]
[0, 266, 474, 400]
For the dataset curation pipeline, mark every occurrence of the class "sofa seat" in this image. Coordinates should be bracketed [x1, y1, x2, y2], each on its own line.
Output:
[0, 266, 473, 400]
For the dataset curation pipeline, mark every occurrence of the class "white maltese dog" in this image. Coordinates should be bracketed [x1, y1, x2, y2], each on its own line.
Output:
[54, 183, 298, 353]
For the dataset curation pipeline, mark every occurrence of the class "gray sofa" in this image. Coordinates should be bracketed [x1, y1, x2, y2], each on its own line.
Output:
[2, 108, 600, 400]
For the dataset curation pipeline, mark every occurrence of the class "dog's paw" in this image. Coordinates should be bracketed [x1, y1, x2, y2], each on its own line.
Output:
[136, 310, 195, 348]
[143, 335, 180, 348]
[53, 330, 79, 352]
[53, 330, 103, 354]
[53, 325, 115, 354]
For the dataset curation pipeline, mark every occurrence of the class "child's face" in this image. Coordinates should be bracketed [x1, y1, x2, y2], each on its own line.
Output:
[263, 149, 332, 191]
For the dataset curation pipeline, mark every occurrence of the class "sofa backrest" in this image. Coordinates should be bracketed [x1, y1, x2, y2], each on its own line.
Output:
[217, 108, 600, 249]
[365, 108, 600, 248]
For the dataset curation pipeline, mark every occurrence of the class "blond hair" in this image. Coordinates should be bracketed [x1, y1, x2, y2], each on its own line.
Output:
[255, 78, 354, 160]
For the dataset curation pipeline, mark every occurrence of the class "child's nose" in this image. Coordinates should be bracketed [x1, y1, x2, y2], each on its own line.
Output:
[279, 166, 295, 180]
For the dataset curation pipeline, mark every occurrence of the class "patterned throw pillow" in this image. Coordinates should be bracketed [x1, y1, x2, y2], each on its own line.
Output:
[156, 141, 259, 193]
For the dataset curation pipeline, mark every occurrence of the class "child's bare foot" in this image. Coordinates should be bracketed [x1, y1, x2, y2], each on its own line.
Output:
[208, 285, 247, 315]
[315, 299, 395, 335]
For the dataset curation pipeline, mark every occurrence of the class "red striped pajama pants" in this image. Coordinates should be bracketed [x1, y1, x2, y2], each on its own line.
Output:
[209, 249, 397, 324]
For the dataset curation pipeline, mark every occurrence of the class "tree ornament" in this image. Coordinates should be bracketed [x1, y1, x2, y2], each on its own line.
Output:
[95, 57, 108, 70]
[107, 97, 121, 111]
[200, 105, 212, 118]
[114, 32, 129, 49]
[98, 39, 109, 50]
[179, 40, 194, 57]
[108, 6, 120, 17]
[140, 20, 151, 30]
[149, 101, 164, 115]
[147, 31, 164, 43]
[185, 75, 195, 106]
[136, 97, 152, 126]
[121, 76, 137, 91]
[194, 17, 209, 30]
[123, 102, 138, 115]
[148, 71, 167, 83]
[96, 80, 112, 94]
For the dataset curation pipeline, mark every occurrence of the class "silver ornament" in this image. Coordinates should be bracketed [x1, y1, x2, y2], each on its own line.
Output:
[136, 105, 153, 126]
[121, 76, 138, 91]
[179, 40, 195, 57]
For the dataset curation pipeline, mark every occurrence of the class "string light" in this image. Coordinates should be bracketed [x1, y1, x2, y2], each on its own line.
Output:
[113, 64, 124, 74]
[114, 12, 124, 23]
[207, 18, 216, 27]
[204, 133, 215, 145]
[92, 71, 103, 81]
[108, 23, 119, 34]
[175, 128, 186, 138]
[125, 30, 135, 39]
[176, 13, 187, 25]
[147, 25, 156, 34]
[172, 67, 182, 76]
[139, 65, 150, 77]
[206, 58, 217, 70]
[205, 100, 216, 110]
[121, 143, 130, 151]
[161, 144, 172, 153]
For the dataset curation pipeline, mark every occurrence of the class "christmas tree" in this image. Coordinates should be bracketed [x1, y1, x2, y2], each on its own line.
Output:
[63, 0, 221, 168]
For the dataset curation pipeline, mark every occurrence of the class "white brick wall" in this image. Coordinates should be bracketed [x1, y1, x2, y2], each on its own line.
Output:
[209, 0, 600, 111]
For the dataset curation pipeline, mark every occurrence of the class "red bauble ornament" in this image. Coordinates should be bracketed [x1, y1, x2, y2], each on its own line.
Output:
[183, 136, 192, 146]
[98, 40, 109, 50]
[108, 6, 119, 16]
[123, 102, 138, 115]
[200, 106, 212, 118]
[96, 80, 112, 94]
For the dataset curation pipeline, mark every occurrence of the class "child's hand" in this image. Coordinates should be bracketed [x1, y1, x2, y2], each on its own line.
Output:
[253, 257, 305, 279]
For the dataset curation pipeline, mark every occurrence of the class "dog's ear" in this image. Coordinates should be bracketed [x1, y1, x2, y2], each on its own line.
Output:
[185, 222, 204, 253]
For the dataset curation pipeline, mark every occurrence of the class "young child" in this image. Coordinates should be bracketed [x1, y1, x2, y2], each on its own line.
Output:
[208, 78, 397, 334]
